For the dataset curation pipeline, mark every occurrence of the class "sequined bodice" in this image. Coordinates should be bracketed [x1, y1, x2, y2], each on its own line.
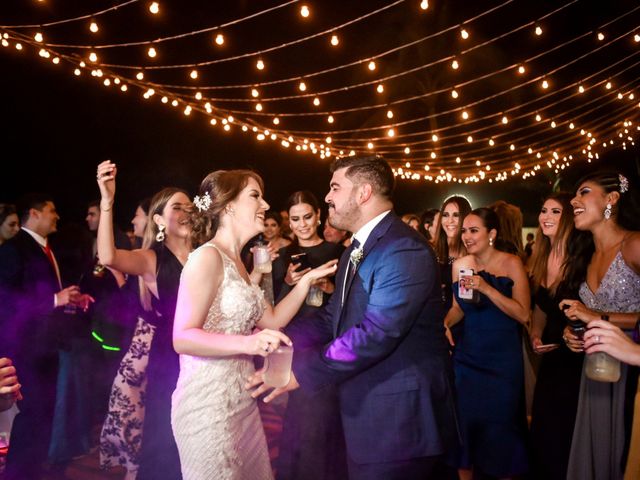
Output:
[202, 244, 265, 334]
[579, 251, 640, 313]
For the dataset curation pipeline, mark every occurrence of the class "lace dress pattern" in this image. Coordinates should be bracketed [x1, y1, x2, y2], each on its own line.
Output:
[171, 243, 273, 480]
[99, 316, 155, 473]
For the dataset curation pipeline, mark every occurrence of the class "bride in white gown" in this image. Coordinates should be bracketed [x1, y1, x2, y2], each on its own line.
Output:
[171, 170, 337, 480]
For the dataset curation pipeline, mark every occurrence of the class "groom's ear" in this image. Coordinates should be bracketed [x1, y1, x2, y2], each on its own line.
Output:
[357, 183, 373, 204]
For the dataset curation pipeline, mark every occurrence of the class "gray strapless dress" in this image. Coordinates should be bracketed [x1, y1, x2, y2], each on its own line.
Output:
[171, 244, 273, 480]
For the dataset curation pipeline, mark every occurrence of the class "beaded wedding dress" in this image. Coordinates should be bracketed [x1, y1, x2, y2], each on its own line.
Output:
[171, 244, 273, 480]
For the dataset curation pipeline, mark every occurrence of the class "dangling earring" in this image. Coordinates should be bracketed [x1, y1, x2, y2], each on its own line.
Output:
[489, 237, 494, 247]
[604, 203, 612, 220]
[317, 219, 321, 226]
[156, 224, 166, 242]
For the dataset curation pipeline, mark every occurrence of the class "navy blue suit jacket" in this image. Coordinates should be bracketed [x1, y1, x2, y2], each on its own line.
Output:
[291, 212, 460, 464]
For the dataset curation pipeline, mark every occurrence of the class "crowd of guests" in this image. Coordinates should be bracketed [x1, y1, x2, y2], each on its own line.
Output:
[0, 156, 639, 480]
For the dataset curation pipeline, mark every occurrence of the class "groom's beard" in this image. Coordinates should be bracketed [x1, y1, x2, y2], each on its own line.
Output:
[328, 193, 361, 232]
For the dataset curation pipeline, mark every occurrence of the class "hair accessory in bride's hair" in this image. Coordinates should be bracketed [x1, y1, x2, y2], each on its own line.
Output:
[618, 174, 629, 193]
[194, 192, 212, 212]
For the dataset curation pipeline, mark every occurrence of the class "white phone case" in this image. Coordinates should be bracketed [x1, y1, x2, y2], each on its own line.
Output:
[458, 268, 475, 300]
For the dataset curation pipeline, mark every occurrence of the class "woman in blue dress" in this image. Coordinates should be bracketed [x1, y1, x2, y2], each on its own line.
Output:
[444, 207, 531, 479]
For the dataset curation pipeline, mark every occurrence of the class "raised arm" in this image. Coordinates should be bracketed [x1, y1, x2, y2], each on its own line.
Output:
[96, 160, 155, 278]
[173, 246, 291, 358]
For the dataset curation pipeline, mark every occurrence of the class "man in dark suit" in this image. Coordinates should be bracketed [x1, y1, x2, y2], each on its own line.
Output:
[251, 156, 459, 479]
[0, 193, 91, 479]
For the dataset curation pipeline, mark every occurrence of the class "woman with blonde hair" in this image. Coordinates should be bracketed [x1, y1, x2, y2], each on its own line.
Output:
[528, 192, 585, 480]
[96, 160, 191, 479]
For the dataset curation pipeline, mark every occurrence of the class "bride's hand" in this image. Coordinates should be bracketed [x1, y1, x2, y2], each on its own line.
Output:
[302, 259, 338, 285]
[244, 329, 292, 358]
[96, 160, 117, 206]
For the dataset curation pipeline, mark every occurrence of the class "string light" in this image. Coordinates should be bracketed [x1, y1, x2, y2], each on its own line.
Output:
[149, 2, 160, 15]
[214, 34, 224, 46]
[460, 28, 469, 40]
[597, 32, 605, 41]
[256, 59, 265, 70]
[420, 1, 429, 10]
[5, 2, 637, 184]
[368, 60, 376, 71]
[501, 115, 509, 124]
[190, 69, 198, 79]
[517, 65, 526, 74]
[300, 5, 310, 18]
[298, 81, 307, 91]
[136, 71, 144, 80]
[451, 89, 459, 99]
[432, 134, 438, 142]
[541, 79, 549, 89]
[387, 110, 394, 119]
[255, 103, 263, 111]
[535, 25, 543, 36]
[89, 21, 99, 33]
[376, 84, 384, 93]
[313, 97, 320, 106]
[89, 52, 98, 62]
[327, 115, 334, 123]
[147, 46, 157, 58]
[451, 59, 459, 70]
[330, 34, 339, 46]
[34, 32, 43, 42]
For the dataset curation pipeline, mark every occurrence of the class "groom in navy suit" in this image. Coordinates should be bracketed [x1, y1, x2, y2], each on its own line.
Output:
[251, 156, 459, 479]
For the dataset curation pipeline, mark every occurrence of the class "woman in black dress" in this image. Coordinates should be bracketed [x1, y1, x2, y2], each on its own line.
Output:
[271, 191, 346, 480]
[528, 192, 584, 480]
[96, 160, 191, 480]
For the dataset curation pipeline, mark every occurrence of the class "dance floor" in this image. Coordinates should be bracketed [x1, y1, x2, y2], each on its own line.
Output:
[0, 399, 285, 480]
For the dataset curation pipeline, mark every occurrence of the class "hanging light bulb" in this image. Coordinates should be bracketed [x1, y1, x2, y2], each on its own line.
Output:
[404, 146, 411, 154]
[387, 110, 394, 119]
[451, 59, 459, 70]
[605, 81, 612, 89]
[387, 128, 395, 137]
[214, 33, 224, 45]
[535, 25, 543, 36]
[327, 115, 334, 123]
[298, 81, 307, 92]
[420, 0, 429, 10]
[541, 79, 549, 89]
[89, 21, 99, 33]
[89, 52, 98, 62]
[597, 32, 605, 41]
[460, 28, 469, 40]
[578, 85, 585, 93]
[330, 34, 339, 46]
[34, 32, 44, 42]
[149, 2, 160, 14]
[368, 60, 376, 71]
[451, 89, 459, 99]
[461, 110, 469, 120]
[190, 69, 198, 79]
[432, 134, 438, 142]
[256, 59, 265, 70]
[300, 5, 310, 18]
[136, 71, 144, 80]
[313, 97, 320, 106]
[147, 46, 157, 58]
[251, 88, 259, 98]
[376, 84, 384, 94]
[502, 115, 509, 124]
[518, 65, 526, 74]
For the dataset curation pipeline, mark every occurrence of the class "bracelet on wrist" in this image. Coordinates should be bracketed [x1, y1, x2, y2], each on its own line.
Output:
[100, 203, 113, 212]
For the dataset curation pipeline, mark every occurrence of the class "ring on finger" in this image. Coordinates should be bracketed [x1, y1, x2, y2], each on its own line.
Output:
[595, 335, 601, 343]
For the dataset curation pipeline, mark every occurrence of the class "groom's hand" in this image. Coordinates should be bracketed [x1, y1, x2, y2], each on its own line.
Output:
[245, 369, 300, 403]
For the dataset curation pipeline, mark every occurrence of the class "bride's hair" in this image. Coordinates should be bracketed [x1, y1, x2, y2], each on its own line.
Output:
[190, 169, 264, 248]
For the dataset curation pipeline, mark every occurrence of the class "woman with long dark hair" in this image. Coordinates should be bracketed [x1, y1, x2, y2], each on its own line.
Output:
[528, 192, 585, 480]
[96, 160, 192, 479]
[270, 190, 346, 480]
[444, 207, 530, 479]
[558, 170, 640, 480]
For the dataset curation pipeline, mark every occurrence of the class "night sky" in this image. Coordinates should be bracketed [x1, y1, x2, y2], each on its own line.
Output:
[1, 1, 639, 231]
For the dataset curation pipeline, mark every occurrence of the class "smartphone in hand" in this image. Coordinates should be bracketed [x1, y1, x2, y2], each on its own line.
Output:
[458, 268, 479, 303]
[290, 253, 311, 271]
